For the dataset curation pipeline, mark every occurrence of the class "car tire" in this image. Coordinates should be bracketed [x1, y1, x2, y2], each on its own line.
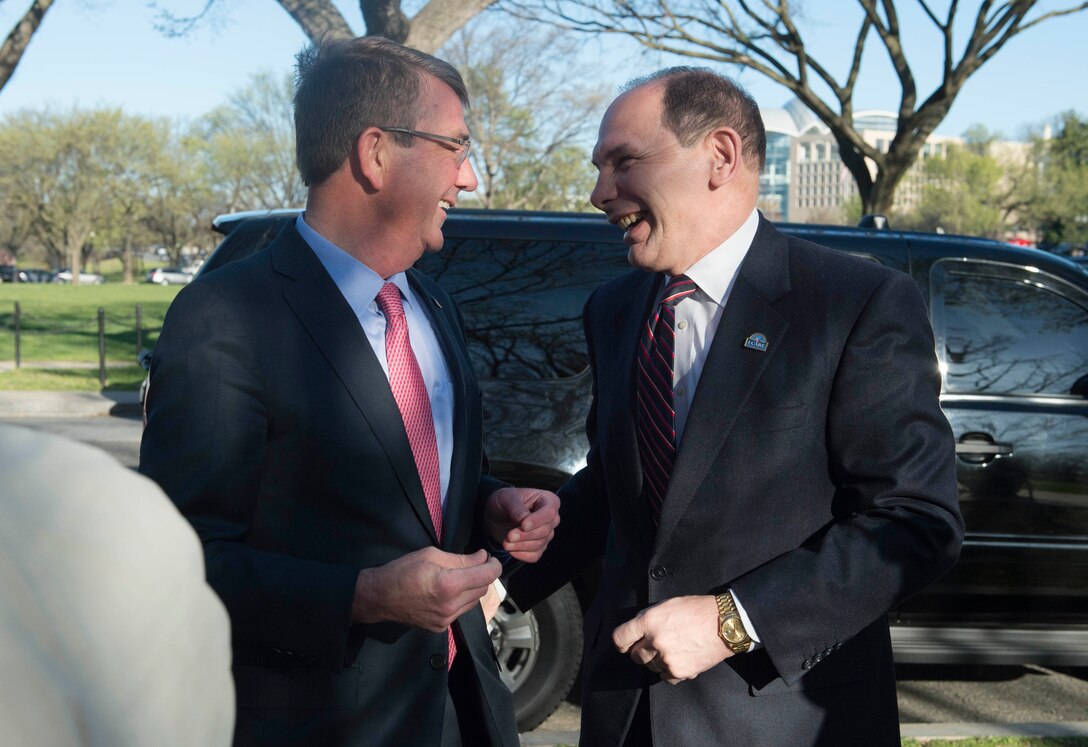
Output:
[490, 583, 583, 733]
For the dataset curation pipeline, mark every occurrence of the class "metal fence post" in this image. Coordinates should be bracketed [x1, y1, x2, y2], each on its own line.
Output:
[98, 307, 107, 388]
[135, 303, 143, 357]
[14, 301, 20, 369]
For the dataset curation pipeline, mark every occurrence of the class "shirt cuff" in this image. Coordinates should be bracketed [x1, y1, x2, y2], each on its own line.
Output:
[492, 578, 508, 604]
[729, 587, 762, 652]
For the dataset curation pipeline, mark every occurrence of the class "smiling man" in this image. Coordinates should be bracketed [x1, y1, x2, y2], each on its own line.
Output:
[140, 37, 559, 747]
[508, 67, 963, 746]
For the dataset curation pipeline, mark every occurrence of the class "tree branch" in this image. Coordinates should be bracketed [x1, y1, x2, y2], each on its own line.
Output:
[361, 0, 410, 42]
[278, 0, 353, 40]
[407, 0, 497, 53]
[0, 0, 54, 93]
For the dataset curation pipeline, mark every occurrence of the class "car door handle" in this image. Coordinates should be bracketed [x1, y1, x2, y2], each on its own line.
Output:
[955, 432, 1013, 462]
[955, 441, 1013, 455]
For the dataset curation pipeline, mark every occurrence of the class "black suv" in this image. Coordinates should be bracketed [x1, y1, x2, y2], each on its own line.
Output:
[190, 208, 1088, 730]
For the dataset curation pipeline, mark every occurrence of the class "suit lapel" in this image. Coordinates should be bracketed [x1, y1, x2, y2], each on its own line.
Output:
[655, 219, 791, 547]
[601, 271, 661, 549]
[272, 228, 440, 544]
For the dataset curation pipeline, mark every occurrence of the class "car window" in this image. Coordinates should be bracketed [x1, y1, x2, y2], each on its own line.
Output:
[416, 237, 629, 379]
[934, 261, 1088, 396]
[199, 217, 292, 276]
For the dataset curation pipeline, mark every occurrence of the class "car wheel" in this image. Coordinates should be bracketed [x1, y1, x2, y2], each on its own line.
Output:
[490, 583, 582, 732]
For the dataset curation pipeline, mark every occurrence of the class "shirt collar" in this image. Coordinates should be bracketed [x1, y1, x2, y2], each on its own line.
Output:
[674, 208, 760, 307]
[295, 214, 412, 315]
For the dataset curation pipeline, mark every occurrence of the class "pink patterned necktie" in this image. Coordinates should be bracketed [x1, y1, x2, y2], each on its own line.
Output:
[375, 282, 455, 667]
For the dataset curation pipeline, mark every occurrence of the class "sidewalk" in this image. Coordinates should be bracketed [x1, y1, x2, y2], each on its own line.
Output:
[0, 360, 134, 373]
[0, 390, 140, 418]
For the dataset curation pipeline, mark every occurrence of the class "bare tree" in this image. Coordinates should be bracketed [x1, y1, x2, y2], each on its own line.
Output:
[0, 0, 55, 93]
[198, 72, 306, 212]
[503, 0, 1088, 215]
[443, 21, 607, 210]
[156, 0, 495, 53]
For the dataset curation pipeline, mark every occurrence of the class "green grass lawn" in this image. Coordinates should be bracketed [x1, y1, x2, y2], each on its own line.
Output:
[0, 282, 181, 390]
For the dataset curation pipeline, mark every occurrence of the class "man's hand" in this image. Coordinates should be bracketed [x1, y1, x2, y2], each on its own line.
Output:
[484, 487, 560, 562]
[352, 547, 501, 631]
[613, 595, 730, 685]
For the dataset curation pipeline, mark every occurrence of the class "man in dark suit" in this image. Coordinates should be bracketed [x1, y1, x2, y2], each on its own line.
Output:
[140, 37, 559, 746]
[508, 67, 963, 746]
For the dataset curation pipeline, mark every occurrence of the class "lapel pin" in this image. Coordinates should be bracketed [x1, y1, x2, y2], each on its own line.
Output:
[743, 332, 768, 352]
[431, 295, 443, 309]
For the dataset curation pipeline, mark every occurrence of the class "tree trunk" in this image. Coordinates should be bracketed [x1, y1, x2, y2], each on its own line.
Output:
[67, 245, 81, 286]
[406, 0, 496, 53]
[361, 0, 411, 43]
[122, 233, 134, 285]
[275, 0, 496, 53]
[0, 0, 54, 93]
[867, 176, 899, 217]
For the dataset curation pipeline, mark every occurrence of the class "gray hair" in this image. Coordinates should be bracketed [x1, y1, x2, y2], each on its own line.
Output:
[293, 36, 469, 186]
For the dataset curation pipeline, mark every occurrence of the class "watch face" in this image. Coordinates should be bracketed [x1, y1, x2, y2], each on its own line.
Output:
[720, 617, 746, 644]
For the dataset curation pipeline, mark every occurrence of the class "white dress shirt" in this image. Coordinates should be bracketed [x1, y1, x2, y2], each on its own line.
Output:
[656, 208, 763, 646]
[297, 215, 456, 509]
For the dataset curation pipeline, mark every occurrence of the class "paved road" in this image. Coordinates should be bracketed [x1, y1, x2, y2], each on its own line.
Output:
[2, 412, 144, 468]
[896, 663, 1088, 723]
[530, 664, 1088, 743]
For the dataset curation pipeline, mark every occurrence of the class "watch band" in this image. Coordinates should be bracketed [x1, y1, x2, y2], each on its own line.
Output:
[715, 591, 752, 654]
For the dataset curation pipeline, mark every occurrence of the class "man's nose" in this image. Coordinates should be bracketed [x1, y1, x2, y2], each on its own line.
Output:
[590, 172, 613, 211]
[458, 156, 479, 192]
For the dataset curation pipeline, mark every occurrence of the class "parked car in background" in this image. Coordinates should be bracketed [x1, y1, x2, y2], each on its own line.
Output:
[0, 266, 51, 283]
[20, 268, 55, 283]
[52, 268, 104, 285]
[146, 266, 195, 286]
[157, 208, 1088, 731]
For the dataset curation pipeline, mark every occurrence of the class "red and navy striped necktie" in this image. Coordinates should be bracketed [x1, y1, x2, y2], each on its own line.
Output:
[637, 274, 697, 524]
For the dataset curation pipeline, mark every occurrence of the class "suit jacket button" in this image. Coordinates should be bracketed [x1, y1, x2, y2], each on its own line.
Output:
[650, 565, 667, 580]
[430, 654, 446, 671]
[802, 659, 813, 670]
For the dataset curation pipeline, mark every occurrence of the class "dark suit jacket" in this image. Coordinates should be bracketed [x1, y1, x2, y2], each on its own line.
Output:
[510, 217, 963, 746]
[140, 223, 519, 746]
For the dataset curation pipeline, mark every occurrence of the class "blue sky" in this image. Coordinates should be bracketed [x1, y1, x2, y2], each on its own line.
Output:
[0, 0, 1084, 139]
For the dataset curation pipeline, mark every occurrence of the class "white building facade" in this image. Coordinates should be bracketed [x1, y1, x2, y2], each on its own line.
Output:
[759, 99, 962, 223]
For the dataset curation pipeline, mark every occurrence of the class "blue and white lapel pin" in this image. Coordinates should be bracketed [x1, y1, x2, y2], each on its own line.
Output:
[743, 332, 768, 352]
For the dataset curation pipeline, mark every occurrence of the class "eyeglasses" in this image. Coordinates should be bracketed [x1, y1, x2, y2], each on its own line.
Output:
[379, 127, 472, 166]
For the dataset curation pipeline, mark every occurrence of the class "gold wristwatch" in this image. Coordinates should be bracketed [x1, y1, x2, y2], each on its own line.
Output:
[715, 591, 751, 654]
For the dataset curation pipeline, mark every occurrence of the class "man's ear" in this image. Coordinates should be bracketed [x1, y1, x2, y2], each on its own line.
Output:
[354, 127, 388, 191]
[708, 127, 744, 188]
